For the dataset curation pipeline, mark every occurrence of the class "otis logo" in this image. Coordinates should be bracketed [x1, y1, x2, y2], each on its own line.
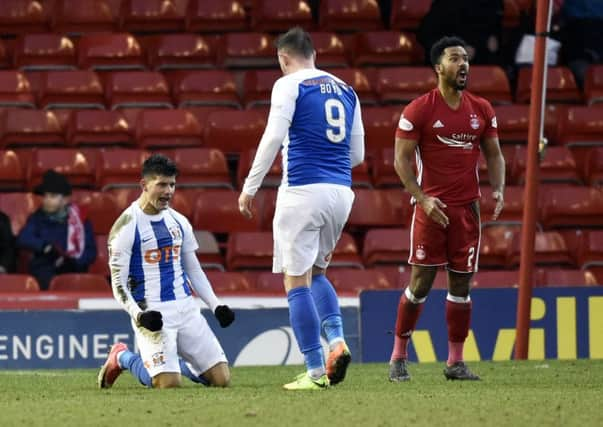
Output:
[144, 245, 181, 264]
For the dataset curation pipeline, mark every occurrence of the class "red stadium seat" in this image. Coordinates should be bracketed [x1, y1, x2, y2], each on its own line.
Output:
[514, 145, 580, 184]
[48, 273, 111, 293]
[319, 0, 383, 31]
[96, 148, 148, 190]
[310, 32, 348, 68]
[0, 0, 49, 35]
[584, 65, 603, 105]
[477, 144, 519, 185]
[376, 67, 437, 104]
[29, 148, 95, 190]
[0, 149, 25, 191]
[186, 0, 248, 33]
[121, 0, 187, 32]
[135, 109, 202, 149]
[559, 106, 603, 147]
[470, 270, 520, 289]
[256, 188, 278, 231]
[106, 71, 172, 110]
[509, 230, 575, 267]
[67, 110, 133, 147]
[77, 33, 144, 71]
[327, 268, 392, 295]
[362, 227, 410, 267]
[467, 66, 512, 104]
[390, 0, 431, 30]
[577, 230, 603, 268]
[480, 185, 526, 226]
[354, 31, 422, 67]
[331, 232, 363, 269]
[327, 68, 377, 105]
[251, 0, 313, 32]
[243, 69, 281, 109]
[1, 109, 65, 148]
[537, 268, 599, 287]
[237, 148, 282, 189]
[71, 191, 120, 235]
[479, 225, 515, 268]
[52, 0, 118, 34]
[352, 161, 371, 188]
[362, 106, 399, 155]
[14, 34, 76, 71]
[585, 147, 603, 186]
[193, 189, 260, 233]
[371, 147, 398, 188]
[204, 271, 252, 294]
[147, 34, 216, 70]
[493, 104, 529, 143]
[172, 70, 240, 109]
[222, 33, 278, 68]
[203, 110, 266, 155]
[226, 231, 273, 270]
[0, 71, 35, 108]
[254, 272, 284, 294]
[193, 230, 224, 271]
[347, 189, 410, 230]
[0, 192, 40, 234]
[165, 147, 232, 189]
[540, 184, 603, 229]
[0, 40, 8, 69]
[0, 274, 40, 292]
[516, 67, 582, 104]
[39, 70, 104, 110]
[89, 234, 109, 277]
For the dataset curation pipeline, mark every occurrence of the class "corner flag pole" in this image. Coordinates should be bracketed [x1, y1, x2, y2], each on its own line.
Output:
[514, 0, 553, 360]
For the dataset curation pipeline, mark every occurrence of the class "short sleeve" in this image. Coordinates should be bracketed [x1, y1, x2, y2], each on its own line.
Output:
[269, 76, 298, 123]
[395, 100, 424, 140]
[483, 100, 498, 139]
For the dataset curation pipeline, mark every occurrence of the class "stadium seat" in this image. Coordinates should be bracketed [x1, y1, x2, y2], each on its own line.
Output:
[480, 185, 526, 226]
[478, 225, 515, 268]
[584, 65, 603, 105]
[537, 268, 598, 287]
[203, 110, 266, 155]
[376, 67, 437, 104]
[48, 273, 111, 293]
[585, 147, 603, 186]
[371, 147, 398, 188]
[509, 230, 575, 268]
[95, 148, 148, 190]
[0, 192, 40, 234]
[477, 144, 519, 185]
[29, 148, 95, 190]
[66, 110, 133, 147]
[470, 270, 520, 289]
[0, 41, 8, 69]
[121, 0, 187, 32]
[204, 271, 252, 294]
[0, 274, 40, 292]
[77, 33, 144, 71]
[466, 66, 512, 104]
[237, 148, 282, 189]
[105, 71, 172, 110]
[319, 0, 383, 31]
[347, 189, 410, 230]
[186, 0, 248, 32]
[251, 0, 313, 32]
[390, 0, 431, 30]
[354, 31, 422, 66]
[255, 188, 278, 231]
[193, 190, 260, 233]
[493, 104, 529, 143]
[328, 268, 392, 295]
[0, 149, 25, 191]
[164, 147, 232, 189]
[147, 34, 216, 70]
[89, 234, 109, 277]
[222, 33, 278, 68]
[171, 70, 240, 109]
[52, 0, 118, 34]
[362, 106, 400, 155]
[254, 272, 285, 294]
[71, 191, 120, 235]
[515, 67, 582, 104]
[327, 68, 377, 105]
[362, 227, 411, 267]
[309, 32, 348, 68]
[14, 34, 76, 71]
[514, 145, 580, 184]
[193, 230, 224, 271]
[1, 109, 65, 148]
[39, 70, 104, 110]
[558, 106, 603, 172]
[576, 230, 603, 268]
[540, 184, 603, 229]
[0, 71, 35, 108]
[330, 232, 363, 269]
[352, 161, 371, 188]
[243, 69, 281, 109]
[135, 109, 202, 149]
[226, 231, 273, 270]
[0, 0, 49, 35]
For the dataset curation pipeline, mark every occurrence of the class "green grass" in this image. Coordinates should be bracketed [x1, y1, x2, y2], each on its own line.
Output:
[1, 360, 602, 427]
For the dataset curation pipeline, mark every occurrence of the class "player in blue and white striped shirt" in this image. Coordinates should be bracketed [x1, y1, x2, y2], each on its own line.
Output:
[98, 154, 234, 389]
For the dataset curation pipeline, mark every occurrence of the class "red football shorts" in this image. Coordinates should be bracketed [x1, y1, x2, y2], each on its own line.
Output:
[408, 201, 481, 273]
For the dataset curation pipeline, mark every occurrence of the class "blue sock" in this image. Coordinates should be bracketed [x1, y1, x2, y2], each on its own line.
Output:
[311, 274, 344, 347]
[287, 286, 324, 377]
[118, 350, 152, 387]
[179, 359, 209, 386]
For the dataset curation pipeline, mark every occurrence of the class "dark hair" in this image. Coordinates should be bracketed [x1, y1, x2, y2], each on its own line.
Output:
[430, 36, 467, 67]
[275, 27, 314, 59]
[141, 154, 178, 178]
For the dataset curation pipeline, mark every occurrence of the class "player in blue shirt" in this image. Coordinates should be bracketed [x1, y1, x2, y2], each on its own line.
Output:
[239, 27, 365, 390]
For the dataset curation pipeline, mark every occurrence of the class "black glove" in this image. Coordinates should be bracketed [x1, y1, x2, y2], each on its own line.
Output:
[138, 310, 163, 331]
[214, 305, 235, 328]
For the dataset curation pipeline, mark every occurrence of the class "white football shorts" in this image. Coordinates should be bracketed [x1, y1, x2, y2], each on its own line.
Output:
[273, 183, 355, 276]
[132, 296, 227, 378]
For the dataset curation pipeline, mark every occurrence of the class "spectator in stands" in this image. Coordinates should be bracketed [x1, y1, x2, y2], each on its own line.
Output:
[0, 210, 16, 274]
[17, 170, 96, 290]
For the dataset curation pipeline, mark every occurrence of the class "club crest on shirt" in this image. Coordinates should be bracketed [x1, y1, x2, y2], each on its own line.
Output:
[469, 114, 480, 130]
[169, 226, 182, 241]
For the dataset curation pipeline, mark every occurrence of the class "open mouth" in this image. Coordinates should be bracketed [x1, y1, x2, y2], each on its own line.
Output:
[158, 197, 171, 205]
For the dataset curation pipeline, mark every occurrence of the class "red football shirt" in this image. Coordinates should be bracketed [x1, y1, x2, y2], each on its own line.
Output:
[395, 88, 498, 206]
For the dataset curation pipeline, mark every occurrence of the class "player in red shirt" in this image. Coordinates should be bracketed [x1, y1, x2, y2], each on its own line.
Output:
[389, 36, 505, 381]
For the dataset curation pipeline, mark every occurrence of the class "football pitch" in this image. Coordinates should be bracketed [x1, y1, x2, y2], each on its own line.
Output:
[1, 360, 602, 427]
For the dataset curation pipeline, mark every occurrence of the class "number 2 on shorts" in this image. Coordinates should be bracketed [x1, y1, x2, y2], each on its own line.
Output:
[467, 246, 475, 268]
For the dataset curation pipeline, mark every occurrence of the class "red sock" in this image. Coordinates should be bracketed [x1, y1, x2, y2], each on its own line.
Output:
[446, 297, 472, 366]
[390, 290, 424, 361]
